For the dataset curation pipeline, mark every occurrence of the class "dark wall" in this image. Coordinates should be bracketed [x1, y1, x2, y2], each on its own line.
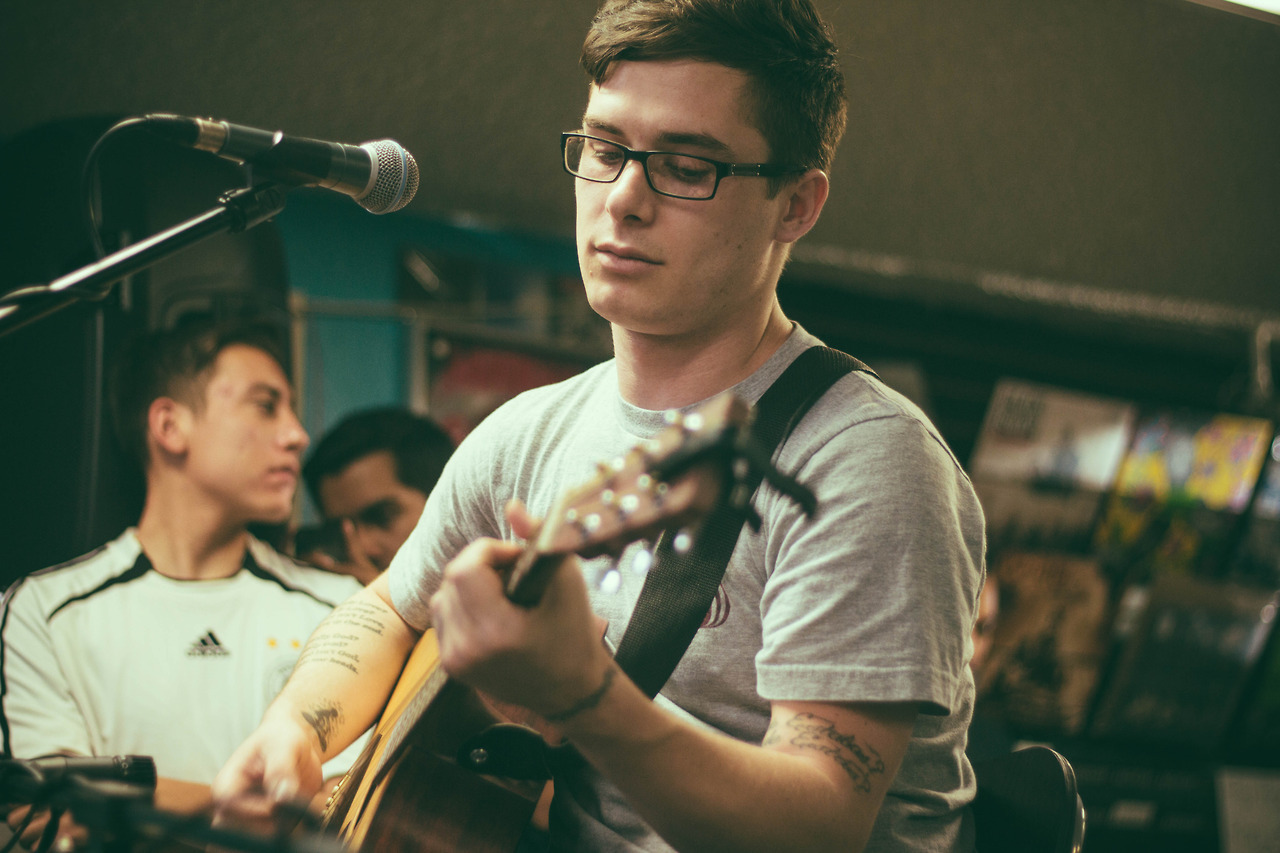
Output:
[0, 0, 1275, 322]
[0, 119, 290, 586]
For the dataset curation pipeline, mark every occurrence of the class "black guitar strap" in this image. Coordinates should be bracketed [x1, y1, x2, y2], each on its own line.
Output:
[612, 346, 875, 699]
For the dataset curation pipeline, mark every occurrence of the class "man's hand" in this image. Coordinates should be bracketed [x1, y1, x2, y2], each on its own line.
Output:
[209, 709, 325, 832]
[428, 500, 614, 720]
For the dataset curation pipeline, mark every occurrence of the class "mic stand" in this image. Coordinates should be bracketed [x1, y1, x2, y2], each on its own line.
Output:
[0, 182, 288, 339]
[55, 777, 345, 853]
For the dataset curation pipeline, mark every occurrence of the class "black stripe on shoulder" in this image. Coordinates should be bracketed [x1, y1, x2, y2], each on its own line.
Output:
[46, 552, 153, 622]
[25, 542, 113, 579]
[0, 575, 21, 757]
[243, 553, 342, 608]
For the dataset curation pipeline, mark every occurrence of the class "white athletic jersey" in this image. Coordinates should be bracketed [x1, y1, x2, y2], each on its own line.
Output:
[1, 529, 366, 785]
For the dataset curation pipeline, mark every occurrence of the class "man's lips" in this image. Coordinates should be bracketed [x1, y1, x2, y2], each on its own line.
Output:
[593, 242, 661, 266]
[266, 465, 299, 484]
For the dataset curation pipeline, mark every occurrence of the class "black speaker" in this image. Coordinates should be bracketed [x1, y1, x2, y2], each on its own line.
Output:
[0, 116, 291, 587]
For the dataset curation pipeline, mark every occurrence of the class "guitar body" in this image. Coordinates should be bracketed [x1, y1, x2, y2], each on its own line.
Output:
[323, 631, 544, 852]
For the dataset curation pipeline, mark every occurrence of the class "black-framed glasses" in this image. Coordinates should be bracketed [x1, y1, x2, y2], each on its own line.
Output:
[561, 132, 800, 201]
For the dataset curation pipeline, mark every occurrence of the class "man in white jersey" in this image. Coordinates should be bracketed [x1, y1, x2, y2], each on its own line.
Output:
[1, 319, 363, 849]
[214, 2, 986, 851]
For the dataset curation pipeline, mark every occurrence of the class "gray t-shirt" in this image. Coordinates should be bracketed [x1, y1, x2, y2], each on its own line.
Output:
[389, 324, 985, 852]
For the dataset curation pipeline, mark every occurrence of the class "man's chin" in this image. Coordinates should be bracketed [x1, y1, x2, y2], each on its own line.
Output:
[246, 506, 294, 528]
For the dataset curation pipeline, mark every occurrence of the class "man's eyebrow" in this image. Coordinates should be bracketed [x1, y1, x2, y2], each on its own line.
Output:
[654, 131, 732, 157]
[355, 498, 398, 523]
[581, 118, 732, 157]
[247, 383, 285, 402]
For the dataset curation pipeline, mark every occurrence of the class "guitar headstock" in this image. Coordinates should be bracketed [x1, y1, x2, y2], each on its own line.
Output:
[504, 392, 752, 605]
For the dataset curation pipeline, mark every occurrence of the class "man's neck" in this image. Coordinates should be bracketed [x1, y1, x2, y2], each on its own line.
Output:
[134, 482, 251, 581]
[613, 303, 793, 411]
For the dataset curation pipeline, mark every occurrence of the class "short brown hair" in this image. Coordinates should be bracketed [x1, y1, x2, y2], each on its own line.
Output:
[581, 0, 848, 183]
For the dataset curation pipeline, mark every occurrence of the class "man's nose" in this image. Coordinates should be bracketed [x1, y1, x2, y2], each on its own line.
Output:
[604, 159, 658, 220]
[282, 408, 309, 452]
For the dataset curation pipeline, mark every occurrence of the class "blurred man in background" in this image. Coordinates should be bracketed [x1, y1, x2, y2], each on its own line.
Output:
[1, 318, 363, 849]
[298, 407, 454, 584]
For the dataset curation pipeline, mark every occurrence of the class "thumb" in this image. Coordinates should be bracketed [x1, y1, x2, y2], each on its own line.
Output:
[505, 499, 542, 541]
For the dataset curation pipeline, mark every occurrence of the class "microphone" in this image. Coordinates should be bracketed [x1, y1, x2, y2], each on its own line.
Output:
[1, 755, 157, 801]
[142, 113, 419, 214]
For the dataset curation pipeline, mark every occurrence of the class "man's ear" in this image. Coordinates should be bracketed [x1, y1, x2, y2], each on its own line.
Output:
[774, 168, 830, 245]
[148, 397, 191, 458]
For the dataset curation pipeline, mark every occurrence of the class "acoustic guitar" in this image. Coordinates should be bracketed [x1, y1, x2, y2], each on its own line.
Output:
[321, 392, 754, 852]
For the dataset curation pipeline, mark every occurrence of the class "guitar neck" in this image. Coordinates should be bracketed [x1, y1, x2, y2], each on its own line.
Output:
[504, 550, 564, 608]
[500, 393, 752, 608]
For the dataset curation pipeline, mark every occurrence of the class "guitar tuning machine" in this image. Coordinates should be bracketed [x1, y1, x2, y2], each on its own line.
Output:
[598, 456, 629, 479]
[659, 410, 705, 434]
[564, 508, 604, 536]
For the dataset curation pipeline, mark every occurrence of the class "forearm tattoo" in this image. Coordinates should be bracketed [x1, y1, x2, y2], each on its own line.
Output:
[302, 705, 343, 753]
[292, 599, 389, 676]
[763, 712, 886, 793]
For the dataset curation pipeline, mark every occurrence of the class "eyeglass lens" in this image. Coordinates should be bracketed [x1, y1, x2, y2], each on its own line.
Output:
[565, 136, 719, 199]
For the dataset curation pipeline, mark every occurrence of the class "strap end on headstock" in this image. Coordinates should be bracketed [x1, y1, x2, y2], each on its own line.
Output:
[729, 430, 819, 519]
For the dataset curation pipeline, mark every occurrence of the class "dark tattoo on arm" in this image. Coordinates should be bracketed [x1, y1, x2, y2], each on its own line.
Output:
[292, 599, 390, 676]
[762, 712, 886, 793]
[302, 705, 343, 753]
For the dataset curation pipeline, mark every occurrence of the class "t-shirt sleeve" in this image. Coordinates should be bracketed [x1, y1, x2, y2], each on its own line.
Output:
[755, 387, 985, 716]
[1, 581, 95, 759]
[386, 413, 506, 631]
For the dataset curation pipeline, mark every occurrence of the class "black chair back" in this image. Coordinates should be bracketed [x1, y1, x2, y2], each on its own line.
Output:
[971, 745, 1086, 853]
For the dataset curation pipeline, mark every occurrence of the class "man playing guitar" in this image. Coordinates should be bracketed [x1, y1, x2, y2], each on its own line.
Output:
[214, 2, 986, 851]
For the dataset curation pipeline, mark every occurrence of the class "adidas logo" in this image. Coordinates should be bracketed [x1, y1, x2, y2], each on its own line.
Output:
[187, 631, 230, 657]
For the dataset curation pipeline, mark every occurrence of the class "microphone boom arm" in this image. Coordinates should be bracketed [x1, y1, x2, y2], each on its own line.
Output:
[0, 182, 287, 339]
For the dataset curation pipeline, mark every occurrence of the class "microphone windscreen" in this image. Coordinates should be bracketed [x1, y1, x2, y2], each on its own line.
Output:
[359, 140, 420, 214]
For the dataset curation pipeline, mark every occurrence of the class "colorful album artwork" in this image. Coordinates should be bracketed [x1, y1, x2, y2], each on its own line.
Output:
[1094, 411, 1273, 581]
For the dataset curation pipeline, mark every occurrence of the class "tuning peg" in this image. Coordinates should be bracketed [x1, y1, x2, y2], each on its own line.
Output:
[564, 507, 603, 537]
[660, 409, 705, 434]
[672, 529, 693, 554]
[629, 546, 654, 575]
[617, 492, 641, 519]
[598, 566, 622, 594]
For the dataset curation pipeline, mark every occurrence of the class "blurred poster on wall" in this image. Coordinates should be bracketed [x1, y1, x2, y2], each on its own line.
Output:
[1089, 575, 1276, 750]
[422, 324, 606, 445]
[970, 380, 1136, 555]
[1225, 451, 1280, 590]
[975, 550, 1113, 735]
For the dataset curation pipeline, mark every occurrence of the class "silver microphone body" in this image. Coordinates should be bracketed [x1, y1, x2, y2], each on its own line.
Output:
[143, 113, 419, 214]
